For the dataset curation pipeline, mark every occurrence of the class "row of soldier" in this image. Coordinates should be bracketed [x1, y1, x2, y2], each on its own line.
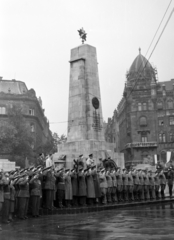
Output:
[0, 157, 174, 230]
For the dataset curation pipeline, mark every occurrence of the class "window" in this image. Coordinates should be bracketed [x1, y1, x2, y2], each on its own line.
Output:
[138, 103, 142, 111]
[30, 123, 35, 132]
[141, 132, 147, 142]
[29, 108, 35, 116]
[139, 116, 147, 126]
[143, 103, 147, 111]
[162, 133, 166, 142]
[0, 107, 6, 114]
[167, 100, 173, 109]
[158, 119, 164, 126]
[169, 133, 174, 142]
[169, 117, 174, 125]
[159, 133, 163, 143]
[157, 101, 163, 110]
[159, 133, 166, 143]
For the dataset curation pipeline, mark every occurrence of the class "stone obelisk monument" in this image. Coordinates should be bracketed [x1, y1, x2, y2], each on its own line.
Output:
[58, 29, 124, 168]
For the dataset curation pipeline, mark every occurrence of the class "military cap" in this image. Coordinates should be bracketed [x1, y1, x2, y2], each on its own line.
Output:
[91, 165, 96, 169]
[42, 166, 52, 172]
[65, 169, 70, 172]
[78, 166, 84, 171]
[100, 168, 105, 172]
[89, 153, 93, 157]
[79, 154, 83, 158]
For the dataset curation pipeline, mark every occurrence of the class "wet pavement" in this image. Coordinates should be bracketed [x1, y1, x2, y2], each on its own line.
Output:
[1, 202, 174, 240]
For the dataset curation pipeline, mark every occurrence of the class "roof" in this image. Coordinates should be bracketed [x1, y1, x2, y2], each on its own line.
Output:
[129, 49, 152, 73]
[159, 79, 174, 91]
[0, 79, 28, 95]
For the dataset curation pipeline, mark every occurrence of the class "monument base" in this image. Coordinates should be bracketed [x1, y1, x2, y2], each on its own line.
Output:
[54, 140, 124, 169]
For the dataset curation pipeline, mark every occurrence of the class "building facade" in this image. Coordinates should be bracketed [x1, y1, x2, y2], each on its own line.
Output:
[0, 77, 52, 156]
[115, 49, 174, 168]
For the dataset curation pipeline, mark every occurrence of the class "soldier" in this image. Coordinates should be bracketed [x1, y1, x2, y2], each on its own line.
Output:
[116, 168, 123, 202]
[9, 177, 16, 222]
[110, 168, 117, 203]
[86, 167, 96, 205]
[29, 173, 42, 217]
[122, 169, 128, 202]
[106, 169, 112, 203]
[71, 168, 79, 206]
[2, 172, 11, 224]
[143, 170, 150, 201]
[91, 165, 101, 204]
[78, 167, 87, 206]
[0, 170, 4, 230]
[86, 154, 95, 168]
[99, 168, 107, 204]
[127, 170, 134, 202]
[159, 169, 167, 199]
[148, 170, 155, 200]
[154, 171, 160, 199]
[17, 174, 30, 219]
[132, 169, 140, 201]
[42, 166, 56, 210]
[167, 167, 174, 198]
[138, 169, 144, 201]
[64, 169, 73, 207]
[55, 169, 65, 208]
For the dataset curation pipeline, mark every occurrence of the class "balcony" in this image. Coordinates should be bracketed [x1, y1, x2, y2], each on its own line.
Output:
[125, 142, 157, 149]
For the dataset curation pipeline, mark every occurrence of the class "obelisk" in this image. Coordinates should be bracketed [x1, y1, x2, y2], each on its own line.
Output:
[67, 44, 105, 142]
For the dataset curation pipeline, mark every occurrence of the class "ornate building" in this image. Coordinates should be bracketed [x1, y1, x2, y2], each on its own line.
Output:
[116, 49, 174, 167]
[0, 77, 52, 156]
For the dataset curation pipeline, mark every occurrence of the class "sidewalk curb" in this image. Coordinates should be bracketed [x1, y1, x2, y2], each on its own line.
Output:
[40, 197, 174, 215]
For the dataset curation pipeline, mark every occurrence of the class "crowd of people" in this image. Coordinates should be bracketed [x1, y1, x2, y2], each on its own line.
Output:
[0, 153, 174, 231]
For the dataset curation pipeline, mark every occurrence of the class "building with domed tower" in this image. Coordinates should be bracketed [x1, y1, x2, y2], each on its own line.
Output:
[105, 49, 174, 168]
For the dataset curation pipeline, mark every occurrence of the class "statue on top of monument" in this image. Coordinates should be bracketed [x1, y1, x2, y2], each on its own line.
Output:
[77, 28, 87, 44]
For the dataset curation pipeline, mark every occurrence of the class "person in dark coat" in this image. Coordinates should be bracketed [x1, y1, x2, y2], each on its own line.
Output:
[55, 169, 65, 208]
[43, 167, 56, 210]
[0, 170, 4, 230]
[91, 165, 101, 204]
[159, 169, 166, 199]
[71, 169, 79, 206]
[29, 173, 42, 217]
[2, 173, 10, 224]
[9, 178, 16, 222]
[132, 169, 140, 201]
[17, 174, 30, 219]
[78, 167, 87, 206]
[167, 167, 174, 198]
[148, 170, 155, 200]
[154, 171, 160, 199]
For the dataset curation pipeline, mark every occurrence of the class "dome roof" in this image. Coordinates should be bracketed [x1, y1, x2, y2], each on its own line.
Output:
[129, 48, 152, 73]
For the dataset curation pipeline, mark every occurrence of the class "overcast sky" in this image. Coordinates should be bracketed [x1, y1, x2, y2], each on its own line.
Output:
[0, 0, 174, 136]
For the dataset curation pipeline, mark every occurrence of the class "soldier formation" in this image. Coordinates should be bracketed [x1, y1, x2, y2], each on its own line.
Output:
[0, 154, 174, 231]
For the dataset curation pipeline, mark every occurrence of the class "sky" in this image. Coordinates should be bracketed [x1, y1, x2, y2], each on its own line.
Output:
[0, 0, 174, 136]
